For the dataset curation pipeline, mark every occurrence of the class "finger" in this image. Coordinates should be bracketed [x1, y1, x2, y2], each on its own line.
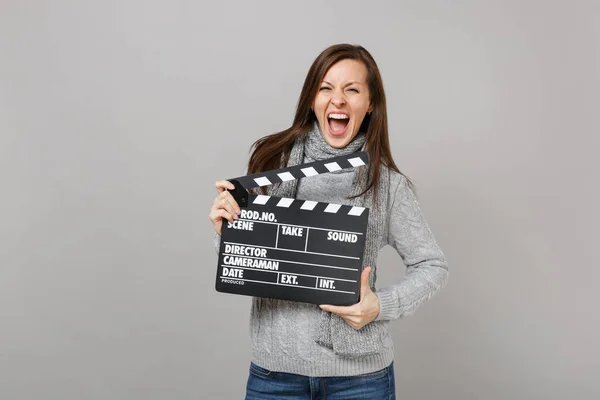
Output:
[319, 304, 355, 317]
[345, 316, 360, 329]
[213, 190, 241, 215]
[340, 315, 362, 330]
[212, 193, 240, 218]
[215, 197, 239, 220]
[218, 190, 241, 214]
[215, 180, 235, 193]
[350, 321, 363, 330]
[210, 208, 235, 224]
[360, 266, 371, 299]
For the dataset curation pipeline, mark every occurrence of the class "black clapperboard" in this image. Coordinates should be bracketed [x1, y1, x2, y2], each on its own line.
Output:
[215, 152, 370, 306]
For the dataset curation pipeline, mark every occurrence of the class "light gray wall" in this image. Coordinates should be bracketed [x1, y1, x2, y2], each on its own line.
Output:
[1, 1, 598, 399]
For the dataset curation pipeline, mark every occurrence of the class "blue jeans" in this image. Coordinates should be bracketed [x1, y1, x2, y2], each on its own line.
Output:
[245, 362, 395, 399]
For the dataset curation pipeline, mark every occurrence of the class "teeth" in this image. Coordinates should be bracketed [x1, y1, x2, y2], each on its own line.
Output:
[328, 113, 349, 119]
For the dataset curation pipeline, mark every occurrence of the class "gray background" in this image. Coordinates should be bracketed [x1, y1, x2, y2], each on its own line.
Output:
[1, 1, 598, 399]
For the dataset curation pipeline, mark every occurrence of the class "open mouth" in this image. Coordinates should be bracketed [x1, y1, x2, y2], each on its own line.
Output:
[327, 113, 350, 136]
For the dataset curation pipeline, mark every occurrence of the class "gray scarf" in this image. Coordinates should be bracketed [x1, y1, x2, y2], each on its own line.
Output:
[268, 121, 390, 357]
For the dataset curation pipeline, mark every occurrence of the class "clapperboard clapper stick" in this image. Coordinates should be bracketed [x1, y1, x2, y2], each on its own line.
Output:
[215, 152, 370, 306]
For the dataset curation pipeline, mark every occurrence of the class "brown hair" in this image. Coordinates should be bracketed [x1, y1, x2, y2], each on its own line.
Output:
[247, 43, 412, 197]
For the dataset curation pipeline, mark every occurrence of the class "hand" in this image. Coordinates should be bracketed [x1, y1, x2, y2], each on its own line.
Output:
[209, 180, 241, 235]
[319, 266, 380, 330]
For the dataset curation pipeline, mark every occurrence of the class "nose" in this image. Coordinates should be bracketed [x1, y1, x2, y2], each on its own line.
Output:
[331, 89, 346, 107]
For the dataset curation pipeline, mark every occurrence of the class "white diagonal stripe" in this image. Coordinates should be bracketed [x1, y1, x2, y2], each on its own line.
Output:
[325, 162, 342, 172]
[300, 201, 318, 210]
[277, 172, 295, 182]
[254, 176, 272, 186]
[348, 206, 365, 216]
[348, 157, 366, 167]
[254, 195, 270, 205]
[276, 198, 294, 208]
[324, 204, 342, 213]
[301, 167, 318, 177]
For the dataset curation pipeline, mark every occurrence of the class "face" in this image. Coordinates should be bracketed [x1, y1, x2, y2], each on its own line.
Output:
[312, 59, 373, 148]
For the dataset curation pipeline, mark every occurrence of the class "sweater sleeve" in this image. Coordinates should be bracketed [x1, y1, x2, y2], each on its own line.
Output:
[374, 175, 449, 321]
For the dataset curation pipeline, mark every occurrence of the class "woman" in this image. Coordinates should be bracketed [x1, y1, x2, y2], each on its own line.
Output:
[209, 44, 449, 399]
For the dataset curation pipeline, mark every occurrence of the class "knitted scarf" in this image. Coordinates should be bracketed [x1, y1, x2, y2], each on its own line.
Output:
[267, 121, 390, 357]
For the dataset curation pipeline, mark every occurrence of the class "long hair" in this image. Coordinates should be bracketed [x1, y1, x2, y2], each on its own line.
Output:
[247, 43, 412, 197]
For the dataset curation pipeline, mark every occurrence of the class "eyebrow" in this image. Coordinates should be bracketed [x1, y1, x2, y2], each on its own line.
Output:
[321, 80, 365, 87]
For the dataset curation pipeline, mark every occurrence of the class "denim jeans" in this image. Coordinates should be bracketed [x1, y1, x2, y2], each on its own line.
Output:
[245, 362, 395, 399]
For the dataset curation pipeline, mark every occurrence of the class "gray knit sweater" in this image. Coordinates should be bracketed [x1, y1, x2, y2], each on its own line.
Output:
[213, 164, 449, 377]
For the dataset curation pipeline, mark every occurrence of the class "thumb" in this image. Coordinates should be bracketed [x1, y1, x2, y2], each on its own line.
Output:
[360, 266, 371, 299]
